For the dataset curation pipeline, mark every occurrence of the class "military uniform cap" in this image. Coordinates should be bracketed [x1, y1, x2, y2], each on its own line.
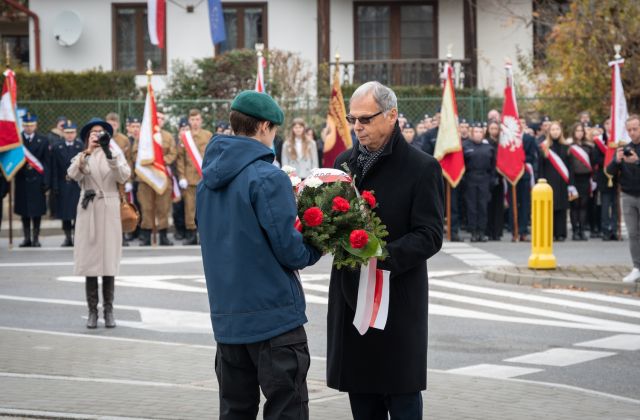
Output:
[22, 112, 38, 124]
[542, 115, 551, 122]
[471, 121, 483, 128]
[459, 118, 468, 124]
[56, 115, 67, 123]
[178, 117, 189, 128]
[403, 122, 414, 129]
[231, 91, 284, 125]
[62, 120, 77, 131]
[127, 116, 141, 124]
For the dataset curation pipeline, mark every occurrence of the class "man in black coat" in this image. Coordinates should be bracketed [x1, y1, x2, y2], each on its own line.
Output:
[51, 120, 83, 246]
[14, 112, 50, 247]
[329, 81, 444, 419]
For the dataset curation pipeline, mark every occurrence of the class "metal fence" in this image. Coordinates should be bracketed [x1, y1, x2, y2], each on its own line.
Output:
[19, 96, 599, 135]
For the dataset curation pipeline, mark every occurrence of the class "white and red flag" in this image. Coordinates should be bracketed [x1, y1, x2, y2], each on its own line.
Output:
[255, 54, 266, 93]
[135, 81, 168, 194]
[353, 258, 390, 335]
[434, 63, 465, 187]
[147, 0, 166, 49]
[497, 63, 524, 185]
[605, 56, 631, 176]
[0, 69, 21, 152]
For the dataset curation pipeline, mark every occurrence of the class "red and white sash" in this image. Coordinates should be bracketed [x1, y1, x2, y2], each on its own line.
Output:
[353, 258, 390, 335]
[23, 146, 44, 174]
[525, 163, 535, 188]
[180, 131, 203, 177]
[166, 166, 181, 201]
[593, 135, 606, 155]
[541, 144, 569, 184]
[569, 144, 592, 172]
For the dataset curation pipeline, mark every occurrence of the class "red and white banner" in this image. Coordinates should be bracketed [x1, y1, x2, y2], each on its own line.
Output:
[497, 64, 524, 185]
[541, 144, 569, 184]
[180, 130, 203, 177]
[147, 0, 166, 49]
[353, 258, 390, 335]
[255, 55, 266, 93]
[605, 57, 631, 177]
[569, 144, 592, 172]
[135, 82, 168, 194]
[23, 145, 44, 175]
[434, 63, 465, 187]
[0, 69, 21, 152]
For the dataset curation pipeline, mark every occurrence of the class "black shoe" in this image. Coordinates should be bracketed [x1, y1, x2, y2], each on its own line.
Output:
[159, 229, 174, 246]
[139, 229, 151, 246]
[450, 233, 462, 242]
[572, 232, 580, 241]
[19, 238, 31, 247]
[174, 230, 185, 241]
[183, 230, 198, 245]
[591, 231, 602, 238]
[479, 235, 488, 242]
[519, 234, 530, 242]
[556, 236, 566, 242]
[579, 231, 588, 241]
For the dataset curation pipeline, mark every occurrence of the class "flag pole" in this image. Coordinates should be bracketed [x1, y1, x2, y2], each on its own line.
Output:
[512, 184, 519, 241]
[146, 60, 157, 247]
[446, 183, 451, 241]
[5, 43, 13, 249]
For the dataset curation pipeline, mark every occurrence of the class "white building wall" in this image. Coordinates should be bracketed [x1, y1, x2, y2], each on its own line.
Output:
[330, 0, 354, 62]
[476, 0, 532, 95]
[438, 0, 465, 60]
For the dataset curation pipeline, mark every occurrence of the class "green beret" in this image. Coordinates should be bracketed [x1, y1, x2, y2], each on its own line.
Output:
[231, 91, 284, 126]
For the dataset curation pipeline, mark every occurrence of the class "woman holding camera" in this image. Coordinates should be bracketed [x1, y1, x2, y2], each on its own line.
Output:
[67, 118, 131, 329]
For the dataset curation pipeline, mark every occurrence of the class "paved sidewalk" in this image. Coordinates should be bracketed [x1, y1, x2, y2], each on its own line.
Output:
[1, 328, 638, 419]
[485, 265, 640, 294]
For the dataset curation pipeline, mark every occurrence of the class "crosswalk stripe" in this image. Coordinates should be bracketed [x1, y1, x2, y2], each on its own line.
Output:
[574, 334, 640, 351]
[440, 243, 514, 267]
[504, 348, 616, 367]
[544, 289, 640, 308]
[431, 279, 640, 319]
[446, 364, 543, 379]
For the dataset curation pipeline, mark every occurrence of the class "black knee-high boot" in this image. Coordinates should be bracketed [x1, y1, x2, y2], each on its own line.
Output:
[62, 220, 73, 247]
[19, 217, 31, 247]
[32, 217, 41, 247]
[102, 276, 116, 328]
[86, 277, 99, 329]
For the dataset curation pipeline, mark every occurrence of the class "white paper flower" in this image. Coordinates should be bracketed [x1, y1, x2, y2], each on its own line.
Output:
[304, 177, 323, 188]
[290, 176, 302, 187]
[281, 165, 297, 175]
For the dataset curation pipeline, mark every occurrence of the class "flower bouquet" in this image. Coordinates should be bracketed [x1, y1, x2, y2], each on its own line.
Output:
[293, 167, 388, 270]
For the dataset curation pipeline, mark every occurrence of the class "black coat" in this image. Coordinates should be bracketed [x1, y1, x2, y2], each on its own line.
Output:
[538, 140, 569, 210]
[51, 139, 83, 220]
[14, 132, 50, 217]
[327, 124, 444, 393]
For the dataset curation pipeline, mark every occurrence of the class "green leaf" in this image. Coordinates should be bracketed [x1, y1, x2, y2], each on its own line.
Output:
[340, 234, 384, 259]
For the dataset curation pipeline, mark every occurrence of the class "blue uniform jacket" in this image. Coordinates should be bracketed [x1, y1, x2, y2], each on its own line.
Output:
[196, 135, 321, 344]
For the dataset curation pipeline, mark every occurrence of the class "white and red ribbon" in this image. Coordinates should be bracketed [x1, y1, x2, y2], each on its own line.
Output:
[593, 135, 607, 155]
[542, 144, 569, 184]
[23, 146, 44, 174]
[166, 166, 181, 201]
[525, 163, 535, 188]
[180, 130, 203, 177]
[353, 258, 390, 335]
[569, 144, 592, 172]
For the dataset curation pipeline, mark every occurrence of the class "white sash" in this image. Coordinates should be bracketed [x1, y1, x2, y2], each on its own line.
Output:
[569, 144, 592, 171]
[181, 131, 203, 177]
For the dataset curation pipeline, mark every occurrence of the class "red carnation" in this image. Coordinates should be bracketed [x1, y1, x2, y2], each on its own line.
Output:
[349, 230, 369, 249]
[303, 207, 323, 227]
[294, 218, 303, 233]
[332, 196, 351, 213]
[362, 191, 376, 208]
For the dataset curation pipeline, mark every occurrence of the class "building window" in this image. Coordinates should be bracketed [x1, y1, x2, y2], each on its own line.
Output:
[113, 4, 166, 73]
[2, 35, 29, 67]
[218, 3, 267, 53]
[355, 2, 437, 60]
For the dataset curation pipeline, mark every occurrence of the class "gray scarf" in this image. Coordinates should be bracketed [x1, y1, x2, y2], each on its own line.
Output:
[356, 143, 386, 179]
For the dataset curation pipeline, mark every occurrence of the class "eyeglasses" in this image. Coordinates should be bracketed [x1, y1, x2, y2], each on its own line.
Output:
[346, 111, 383, 125]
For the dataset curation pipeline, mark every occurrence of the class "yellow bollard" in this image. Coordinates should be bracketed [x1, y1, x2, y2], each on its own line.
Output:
[528, 179, 557, 269]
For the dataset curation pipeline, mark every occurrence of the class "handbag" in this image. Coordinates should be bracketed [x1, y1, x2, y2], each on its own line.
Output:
[118, 184, 140, 233]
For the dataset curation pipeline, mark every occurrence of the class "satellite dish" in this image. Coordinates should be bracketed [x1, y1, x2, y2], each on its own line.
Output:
[53, 11, 83, 47]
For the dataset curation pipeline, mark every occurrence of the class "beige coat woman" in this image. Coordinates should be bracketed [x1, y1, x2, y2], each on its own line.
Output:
[68, 146, 130, 276]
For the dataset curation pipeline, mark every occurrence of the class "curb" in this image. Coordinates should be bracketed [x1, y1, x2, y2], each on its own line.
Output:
[484, 267, 640, 294]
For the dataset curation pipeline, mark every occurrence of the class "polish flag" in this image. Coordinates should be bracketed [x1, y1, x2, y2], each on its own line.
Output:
[353, 258, 390, 335]
[0, 69, 21, 152]
[605, 57, 631, 174]
[135, 81, 168, 194]
[496, 63, 524, 185]
[434, 63, 465, 187]
[255, 55, 266, 93]
[147, 0, 166, 49]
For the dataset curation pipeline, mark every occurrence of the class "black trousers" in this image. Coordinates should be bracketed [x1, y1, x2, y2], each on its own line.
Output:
[215, 326, 310, 420]
[348, 392, 423, 420]
[553, 209, 568, 238]
[486, 182, 505, 239]
[465, 181, 489, 233]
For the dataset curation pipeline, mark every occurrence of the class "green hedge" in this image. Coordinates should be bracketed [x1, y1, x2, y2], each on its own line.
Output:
[14, 70, 138, 100]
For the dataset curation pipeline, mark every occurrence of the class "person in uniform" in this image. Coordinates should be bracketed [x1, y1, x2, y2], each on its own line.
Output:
[568, 123, 593, 240]
[509, 118, 539, 242]
[171, 118, 189, 241]
[124, 116, 142, 241]
[463, 122, 495, 242]
[14, 112, 50, 247]
[402, 122, 419, 148]
[537, 115, 552, 143]
[47, 116, 67, 147]
[539, 121, 570, 241]
[106, 112, 134, 246]
[597, 117, 619, 240]
[51, 120, 83, 246]
[485, 120, 504, 241]
[132, 114, 177, 246]
[177, 109, 213, 245]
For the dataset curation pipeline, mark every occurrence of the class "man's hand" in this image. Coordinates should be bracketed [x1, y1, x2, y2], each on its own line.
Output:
[623, 149, 639, 164]
[179, 178, 188, 189]
[616, 147, 625, 163]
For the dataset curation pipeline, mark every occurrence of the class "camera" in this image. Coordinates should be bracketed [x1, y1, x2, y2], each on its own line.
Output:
[98, 132, 111, 148]
[623, 145, 634, 157]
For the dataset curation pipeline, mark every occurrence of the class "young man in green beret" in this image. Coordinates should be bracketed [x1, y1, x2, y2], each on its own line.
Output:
[196, 91, 321, 419]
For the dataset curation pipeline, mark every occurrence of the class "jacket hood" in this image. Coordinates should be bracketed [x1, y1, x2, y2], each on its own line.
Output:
[202, 135, 275, 190]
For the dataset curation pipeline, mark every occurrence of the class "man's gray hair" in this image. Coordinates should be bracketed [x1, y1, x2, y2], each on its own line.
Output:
[351, 81, 397, 113]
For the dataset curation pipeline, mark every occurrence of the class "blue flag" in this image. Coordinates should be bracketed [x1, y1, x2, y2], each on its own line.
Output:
[208, 0, 226, 45]
[0, 145, 25, 181]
